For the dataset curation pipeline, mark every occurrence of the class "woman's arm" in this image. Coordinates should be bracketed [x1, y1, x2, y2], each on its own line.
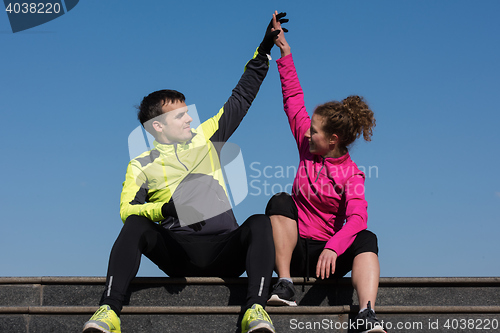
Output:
[273, 14, 311, 150]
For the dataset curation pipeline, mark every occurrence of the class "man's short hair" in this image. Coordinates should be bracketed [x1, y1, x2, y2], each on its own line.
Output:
[137, 89, 186, 134]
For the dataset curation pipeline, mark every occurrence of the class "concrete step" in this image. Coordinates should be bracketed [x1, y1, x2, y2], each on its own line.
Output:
[1, 277, 500, 332]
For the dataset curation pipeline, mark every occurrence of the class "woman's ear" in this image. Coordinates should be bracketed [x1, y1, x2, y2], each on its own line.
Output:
[329, 133, 339, 145]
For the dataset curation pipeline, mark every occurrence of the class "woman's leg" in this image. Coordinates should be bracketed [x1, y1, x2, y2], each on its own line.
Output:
[265, 192, 299, 278]
[351, 251, 380, 310]
[345, 230, 380, 310]
[270, 214, 297, 278]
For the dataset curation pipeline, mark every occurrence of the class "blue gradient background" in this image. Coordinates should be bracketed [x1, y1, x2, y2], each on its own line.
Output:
[1, 1, 499, 277]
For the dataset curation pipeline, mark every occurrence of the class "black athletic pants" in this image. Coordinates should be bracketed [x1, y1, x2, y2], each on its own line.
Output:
[100, 214, 275, 316]
[266, 192, 378, 279]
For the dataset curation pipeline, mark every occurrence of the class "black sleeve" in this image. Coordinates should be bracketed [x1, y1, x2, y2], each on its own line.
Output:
[210, 52, 269, 143]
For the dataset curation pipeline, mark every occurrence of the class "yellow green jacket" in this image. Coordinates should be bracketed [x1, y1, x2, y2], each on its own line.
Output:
[120, 51, 269, 235]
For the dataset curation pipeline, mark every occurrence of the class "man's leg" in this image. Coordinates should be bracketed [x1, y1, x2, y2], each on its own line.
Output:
[239, 214, 275, 308]
[84, 215, 189, 333]
[84, 215, 168, 333]
[205, 214, 275, 309]
[99, 215, 186, 315]
[226, 214, 275, 333]
[178, 214, 275, 332]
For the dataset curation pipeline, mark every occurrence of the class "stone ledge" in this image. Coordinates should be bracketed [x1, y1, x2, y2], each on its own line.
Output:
[1, 276, 499, 286]
[2, 277, 500, 308]
[2, 305, 500, 315]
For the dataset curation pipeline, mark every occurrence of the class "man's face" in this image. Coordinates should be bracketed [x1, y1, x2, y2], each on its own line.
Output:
[155, 101, 193, 144]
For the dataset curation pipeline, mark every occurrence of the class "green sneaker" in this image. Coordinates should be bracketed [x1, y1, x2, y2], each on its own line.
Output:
[82, 305, 121, 333]
[241, 304, 276, 333]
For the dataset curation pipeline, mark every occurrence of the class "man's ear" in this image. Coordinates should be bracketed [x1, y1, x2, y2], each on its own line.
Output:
[151, 120, 163, 133]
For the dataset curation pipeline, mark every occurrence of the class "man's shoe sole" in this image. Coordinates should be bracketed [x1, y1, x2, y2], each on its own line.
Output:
[267, 294, 297, 306]
[248, 322, 276, 333]
[82, 322, 112, 333]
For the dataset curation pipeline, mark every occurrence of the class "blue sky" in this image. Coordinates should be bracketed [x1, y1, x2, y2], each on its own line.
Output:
[1, 1, 499, 278]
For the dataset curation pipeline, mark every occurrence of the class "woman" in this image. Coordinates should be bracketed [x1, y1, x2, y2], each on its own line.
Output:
[265, 12, 386, 333]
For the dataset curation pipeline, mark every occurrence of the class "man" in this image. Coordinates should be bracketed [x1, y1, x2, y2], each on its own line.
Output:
[82, 12, 289, 333]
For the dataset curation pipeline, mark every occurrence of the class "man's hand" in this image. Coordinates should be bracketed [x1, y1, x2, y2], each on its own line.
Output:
[187, 220, 206, 232]
[316, 249, 338, 279]
[258, 11, 289, 57]
[176, 204, 205, 227]
[162, 200, 206, 230]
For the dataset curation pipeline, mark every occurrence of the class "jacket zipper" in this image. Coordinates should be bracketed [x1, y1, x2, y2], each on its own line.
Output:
[315, 156, 325, 183]
[174, 143, 188, 171]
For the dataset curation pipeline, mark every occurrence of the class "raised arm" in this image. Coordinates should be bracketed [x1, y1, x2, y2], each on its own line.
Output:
[274, 15, 311, 151]
[206, 12, 288, 144]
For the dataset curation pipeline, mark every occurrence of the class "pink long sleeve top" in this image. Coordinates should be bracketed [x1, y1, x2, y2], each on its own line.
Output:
[277, 54, 368, 256]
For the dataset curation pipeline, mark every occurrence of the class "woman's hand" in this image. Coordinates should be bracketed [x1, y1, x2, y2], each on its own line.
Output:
[316, 248, 338, 279]
[272, 11, 291, 57]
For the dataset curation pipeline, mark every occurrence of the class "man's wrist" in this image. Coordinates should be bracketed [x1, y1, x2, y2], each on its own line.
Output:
[254, 48, 271, 63]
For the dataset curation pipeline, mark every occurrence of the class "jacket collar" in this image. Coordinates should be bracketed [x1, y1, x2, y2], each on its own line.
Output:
[153, 130, 198, 155]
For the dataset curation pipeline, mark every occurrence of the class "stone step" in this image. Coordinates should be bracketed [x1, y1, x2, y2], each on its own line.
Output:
[1, 277, 499, 332]
[1, 277, 499, 307]
[2, 307, 500, 333]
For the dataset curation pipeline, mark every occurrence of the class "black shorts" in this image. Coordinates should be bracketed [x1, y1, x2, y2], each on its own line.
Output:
[266, 192, 378, 279]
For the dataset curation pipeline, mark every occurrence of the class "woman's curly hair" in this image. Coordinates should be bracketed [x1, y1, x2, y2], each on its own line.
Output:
[314, 95, 375, 150]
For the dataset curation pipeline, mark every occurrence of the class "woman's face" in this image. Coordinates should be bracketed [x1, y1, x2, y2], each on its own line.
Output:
[305, 113, 334, 156]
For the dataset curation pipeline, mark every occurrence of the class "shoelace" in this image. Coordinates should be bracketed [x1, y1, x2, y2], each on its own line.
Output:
[249, 306, 270, 322]
[253, 308, 265, 321]
[363, 301, 382, 326]
[273, 280, 288, 292]
[365, 309, 377, 320]
[366, 301, 377, 319]
[92, 307, 112, 321]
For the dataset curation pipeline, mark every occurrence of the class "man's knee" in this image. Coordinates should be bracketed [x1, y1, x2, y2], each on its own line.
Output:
[122, 215, 155, 235]
[122, 215, 164, 253]
[243, 214, 274, 242]
[246, 214, 272, 230]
